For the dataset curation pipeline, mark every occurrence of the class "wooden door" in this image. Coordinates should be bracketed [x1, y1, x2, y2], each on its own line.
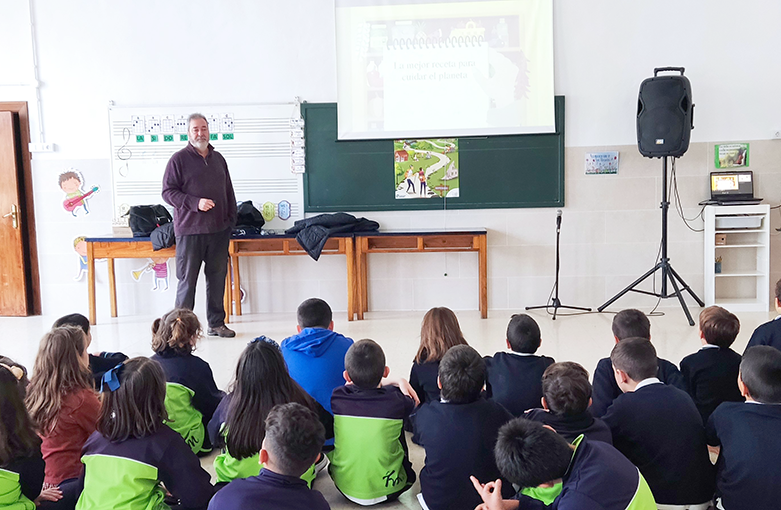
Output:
[0, 111, 29, 315]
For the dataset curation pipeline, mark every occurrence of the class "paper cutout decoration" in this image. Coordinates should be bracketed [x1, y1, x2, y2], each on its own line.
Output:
[74, 236, 88, 281]
[59, 169, 99, 216]
[131, 257, 170, 291]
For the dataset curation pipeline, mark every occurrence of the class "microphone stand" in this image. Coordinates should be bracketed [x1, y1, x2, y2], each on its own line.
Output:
[526, 211, 591, 320]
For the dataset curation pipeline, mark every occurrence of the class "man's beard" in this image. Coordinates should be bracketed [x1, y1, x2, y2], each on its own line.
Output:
[191, 138, 209, 151]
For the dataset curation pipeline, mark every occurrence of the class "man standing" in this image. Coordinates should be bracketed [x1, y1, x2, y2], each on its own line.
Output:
[162, 113, 237, 337]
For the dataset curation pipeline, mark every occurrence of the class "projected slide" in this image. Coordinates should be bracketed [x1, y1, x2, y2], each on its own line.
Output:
[336, 0, 554, 140]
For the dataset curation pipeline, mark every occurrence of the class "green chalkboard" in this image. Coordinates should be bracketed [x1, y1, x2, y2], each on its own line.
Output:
[302, 96, 564, 212]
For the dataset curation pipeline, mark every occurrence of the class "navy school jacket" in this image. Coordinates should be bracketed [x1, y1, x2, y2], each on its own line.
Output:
[484, 352, 555, 416]
[329, 385, 416, 504]
[524, 408, 612, 445]
[152, 352, 224, 452]
[602, 382, 715, 505]
[707, 401, 781, 510]
[590, 356, 685, 417]
[512, 435, 656, 510]
[745, 316, 781, 353]
[416, 398, 514, 510]
[680, 346, 743, 425]
[207, 468, 329, 510]
[0, 447, 44, 510]
[76, 425, 213, 510]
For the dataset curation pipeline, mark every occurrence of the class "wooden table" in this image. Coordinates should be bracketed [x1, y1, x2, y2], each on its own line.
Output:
[229, 233, 356, 320]
[84, 237, 229, 326]
[353, 229, 488, 320]
[86, 229, 486, 325]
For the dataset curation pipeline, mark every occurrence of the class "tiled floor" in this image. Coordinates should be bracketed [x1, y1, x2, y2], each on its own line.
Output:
[3, 306, 773, 509]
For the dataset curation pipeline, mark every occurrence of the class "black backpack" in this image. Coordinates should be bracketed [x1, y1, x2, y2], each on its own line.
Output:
[236, 201, 265, 229]
[128, 205, 173, 237]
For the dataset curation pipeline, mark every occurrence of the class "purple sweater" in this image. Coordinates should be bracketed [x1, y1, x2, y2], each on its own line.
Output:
[162, 142, 237, 236]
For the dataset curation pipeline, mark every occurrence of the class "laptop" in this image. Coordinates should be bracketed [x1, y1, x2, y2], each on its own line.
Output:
[709, 171, 762, 205]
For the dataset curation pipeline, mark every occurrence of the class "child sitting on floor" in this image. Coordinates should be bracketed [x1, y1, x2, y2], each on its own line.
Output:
[76, 357, 213, 510]
[603, 338, 715, 509]
[26, 326, 100, 509]
[416, 345, 514, 510]
[680, 306, 744, 425]
[409, 307, 469, 406]
[281, 298, 354, 414]
[151, 309, 224, 454]
[0, 362, 61, 509]
[707, 346, 781, 510]
[52, 313, 127, 390]
[207, 403, 329, 510]
[744, 278, 781, 352]
[330, 339, 416, 505]
[207, 336, 332, 486]
[484, 313, 554, 416]
[591, 309, 685, 417]
[470, 418, 656, 510]
[524, 361, 612, 444]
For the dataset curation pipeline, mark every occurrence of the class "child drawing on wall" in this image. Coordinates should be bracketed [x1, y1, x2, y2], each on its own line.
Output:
[74, 236, 88, 281]
[132, 257, 169, 291]
[59, 170, 99, 217]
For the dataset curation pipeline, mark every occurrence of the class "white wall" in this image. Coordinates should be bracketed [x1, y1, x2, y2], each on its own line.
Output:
[3, 0, 781, 319]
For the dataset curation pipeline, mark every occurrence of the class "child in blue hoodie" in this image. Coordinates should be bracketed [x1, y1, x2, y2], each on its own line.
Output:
[281, 298, 354, 414]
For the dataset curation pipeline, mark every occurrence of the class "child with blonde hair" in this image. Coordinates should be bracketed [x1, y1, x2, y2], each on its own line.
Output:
[151, 309, 224, 454]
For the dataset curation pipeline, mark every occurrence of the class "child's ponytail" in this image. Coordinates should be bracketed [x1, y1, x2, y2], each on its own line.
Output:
[150, 309, 201, 355]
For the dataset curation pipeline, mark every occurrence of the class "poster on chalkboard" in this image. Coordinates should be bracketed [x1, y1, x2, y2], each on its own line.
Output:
[394, 139, 459, 199]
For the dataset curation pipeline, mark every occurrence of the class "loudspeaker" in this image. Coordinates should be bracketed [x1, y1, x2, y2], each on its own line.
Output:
[637, 67, 693, 158]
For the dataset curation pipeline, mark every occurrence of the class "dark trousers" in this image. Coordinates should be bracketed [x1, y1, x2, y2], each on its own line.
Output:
[175, 228, 231, 328]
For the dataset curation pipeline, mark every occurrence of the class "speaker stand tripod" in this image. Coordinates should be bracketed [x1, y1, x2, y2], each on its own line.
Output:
[527, 211, 591, 320]
[598, 156, 704, 325]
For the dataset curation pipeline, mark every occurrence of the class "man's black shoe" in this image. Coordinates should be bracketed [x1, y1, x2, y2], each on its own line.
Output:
[207, 325, 236, 338]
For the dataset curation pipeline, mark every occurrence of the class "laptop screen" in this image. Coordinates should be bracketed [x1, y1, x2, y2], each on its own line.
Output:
[710, 171, 754, 199]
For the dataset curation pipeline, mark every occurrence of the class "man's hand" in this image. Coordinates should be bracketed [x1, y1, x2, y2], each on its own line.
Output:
[198, 198, 215, 212]
[470, 477, 518, 510]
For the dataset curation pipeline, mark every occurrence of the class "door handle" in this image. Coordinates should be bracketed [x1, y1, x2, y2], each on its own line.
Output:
[3, 204, 18, 229]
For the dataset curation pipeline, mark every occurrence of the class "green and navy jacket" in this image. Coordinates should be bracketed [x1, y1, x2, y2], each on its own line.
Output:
[0, 449, 44, 510]
[206, 393, 333, 485]
[329, 384, 416, 505]
[515, 435, 656, 510]
[76, 425, 213, 510]
[151, 352, 224, 454]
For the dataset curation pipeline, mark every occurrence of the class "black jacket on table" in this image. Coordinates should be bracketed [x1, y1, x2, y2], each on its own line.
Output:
[745, 316, 781, 353]
[602, 381, 715, 505]
[680, 345, 744, 425]
[590, 356, 685, 417]
[484, 352, 555, 416]
[416, 398, 514, 510]
[706, 401, 781, 510]
[285, 213, 379, 260]
[524, 408, 612, 445]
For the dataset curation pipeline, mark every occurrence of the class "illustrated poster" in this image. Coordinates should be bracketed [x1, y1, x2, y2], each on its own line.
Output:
[394, 139, 459, 199]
